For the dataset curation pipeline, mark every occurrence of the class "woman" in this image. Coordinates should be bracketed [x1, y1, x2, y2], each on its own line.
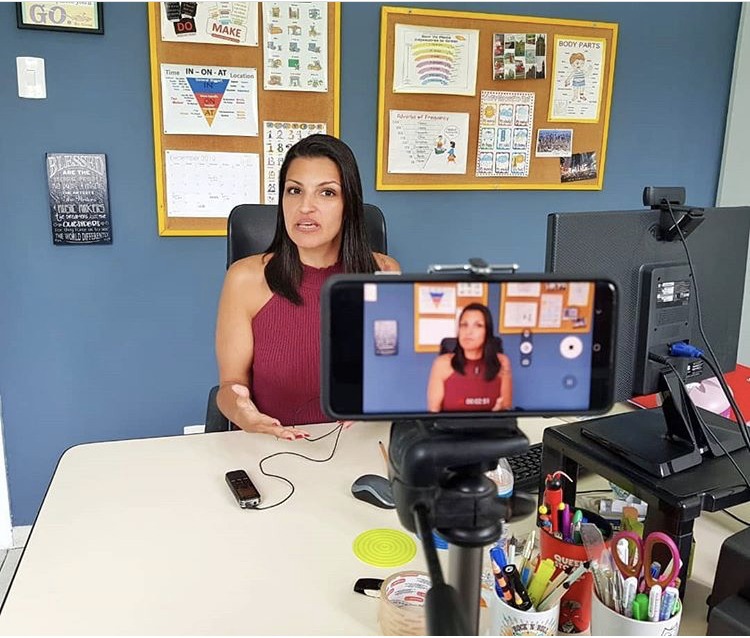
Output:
[215, 135, 400, 440]
[426, 303, 512, 412]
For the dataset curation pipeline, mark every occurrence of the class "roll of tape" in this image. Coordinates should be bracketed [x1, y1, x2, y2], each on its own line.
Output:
[378, 571, 431, 635]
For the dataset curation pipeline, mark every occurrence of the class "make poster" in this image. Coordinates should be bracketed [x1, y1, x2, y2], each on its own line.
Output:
[263, 120, 326, 204]
[475, 91, 535, 178]
[262, 1, 328, 92]
[160, 2, 259, 46]
[387, 110, 469, 175]
[165, 150, 260, 217]
[160, 64, 258, 136]
[393, 24, 479, 96]
[549, 36, 606, 122]
[492, 33, 547, 81]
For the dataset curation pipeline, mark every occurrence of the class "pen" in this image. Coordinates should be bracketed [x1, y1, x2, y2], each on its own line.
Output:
[622, 576, 638, 618]
[659, 586, 679, 621]
[504, 564, 533, 611]
[572, 509, 583, 544]
[560, 503, 571, 541]
[378, 440, 389, 471]
[541, 565, 571, 600]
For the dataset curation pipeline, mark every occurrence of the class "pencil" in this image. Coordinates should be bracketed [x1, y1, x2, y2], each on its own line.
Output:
[378, 440, 389, 471]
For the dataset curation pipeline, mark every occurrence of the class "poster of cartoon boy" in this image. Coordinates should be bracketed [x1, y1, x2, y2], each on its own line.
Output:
[550, 36, 605, 122]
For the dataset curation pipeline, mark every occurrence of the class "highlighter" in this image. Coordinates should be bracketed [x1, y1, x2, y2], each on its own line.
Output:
[527, 558, 556, 607]
[632, 593, 649, 621]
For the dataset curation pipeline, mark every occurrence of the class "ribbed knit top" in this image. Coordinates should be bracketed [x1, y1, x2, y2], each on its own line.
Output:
[251, 261, 343, 425]
[442, 359, 502, 412]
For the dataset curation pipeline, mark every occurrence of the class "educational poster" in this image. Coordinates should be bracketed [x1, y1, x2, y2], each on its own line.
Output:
[46, 153, 112, 245]
[475, 90, 535, 178]
[262, 1, 328, 92]
[387, 110, 469, 175]
[263, 120, 326, 204]
[418, 285, 457, 315]
[500, 281, 593, 333]
[535, 129, 573, 157]
[160, 2, 259, 46]
[160, 64, 258, 136]
[560, 151, 598, 183]
[549, 35, 606, 122]
[393, 24, 479, 96]
[492, 33, 547, 80]
[165, 150, 260, 217]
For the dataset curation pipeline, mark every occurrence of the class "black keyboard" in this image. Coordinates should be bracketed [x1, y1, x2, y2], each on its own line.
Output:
[507, 442, 544, 493]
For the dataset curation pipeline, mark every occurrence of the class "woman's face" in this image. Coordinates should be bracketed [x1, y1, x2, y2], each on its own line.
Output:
[282, 156, 344, 252]
[458, 309, 487, 353]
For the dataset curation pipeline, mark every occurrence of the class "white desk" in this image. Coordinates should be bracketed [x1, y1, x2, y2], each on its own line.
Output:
[0, 417, 735, 635]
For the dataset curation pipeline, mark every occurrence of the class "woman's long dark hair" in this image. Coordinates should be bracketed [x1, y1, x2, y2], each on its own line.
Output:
[451, 303, 500, 381]
[265, 134, 379, 304]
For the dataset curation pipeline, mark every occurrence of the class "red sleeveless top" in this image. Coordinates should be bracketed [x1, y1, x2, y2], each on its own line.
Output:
[442, 359, 502, 411]
[250, 262, 343, 425]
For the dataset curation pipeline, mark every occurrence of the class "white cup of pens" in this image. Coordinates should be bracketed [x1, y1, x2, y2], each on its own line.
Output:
[588, 529, 682, 636]
[487, 530, 588, 636]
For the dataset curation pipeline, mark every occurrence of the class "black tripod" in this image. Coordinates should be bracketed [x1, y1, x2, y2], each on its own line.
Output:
[387, 418, 535, 635]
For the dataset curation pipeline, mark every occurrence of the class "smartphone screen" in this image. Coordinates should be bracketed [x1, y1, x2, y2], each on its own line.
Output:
[322, 275, 616, 420]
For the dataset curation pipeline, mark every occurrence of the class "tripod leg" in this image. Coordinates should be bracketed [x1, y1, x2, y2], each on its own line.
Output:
[448, 545, 484, 635]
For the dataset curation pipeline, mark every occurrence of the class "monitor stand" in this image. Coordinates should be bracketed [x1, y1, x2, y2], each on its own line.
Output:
[581, 369, 746, 478]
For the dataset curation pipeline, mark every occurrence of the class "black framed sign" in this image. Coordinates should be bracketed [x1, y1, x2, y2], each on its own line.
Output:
[46, 153, 113, 245]
[17, 2, 104, 34]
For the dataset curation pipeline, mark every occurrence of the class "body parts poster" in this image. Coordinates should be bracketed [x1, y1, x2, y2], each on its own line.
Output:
[475, 91, 535, 178]
[263, 120, 326, 204]
[549, 36, 606, 122]
[46, 153, 112, 245]
[160, 64, 258, 136]
[160, 2, 259, 46]
[165, 150, 260, 217]
[262, 1, 328, 92]
[387, 110, 469, 175]
[393, 24, 479, 96]
[492, 33, 547, 81]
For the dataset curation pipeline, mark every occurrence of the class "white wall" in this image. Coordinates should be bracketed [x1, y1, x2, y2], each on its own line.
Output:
[717, 3, 750, 364]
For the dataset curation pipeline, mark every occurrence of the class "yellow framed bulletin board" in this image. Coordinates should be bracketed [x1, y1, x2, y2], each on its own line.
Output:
[413, 282, 489, 353]
[377, 6, 617, 191]
[499, 281, 594, 334]
[147, 2, 341, 236]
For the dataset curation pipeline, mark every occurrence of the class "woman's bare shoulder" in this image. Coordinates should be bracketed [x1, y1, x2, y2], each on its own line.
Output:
[374, 252, 401, 272]
[497, 352, 512, 371]
[223, 254, 272, 314]
[432, 353, 454, 373]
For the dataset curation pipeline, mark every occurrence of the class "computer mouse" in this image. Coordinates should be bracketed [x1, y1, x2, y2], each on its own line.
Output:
[351, 474, 396, 509]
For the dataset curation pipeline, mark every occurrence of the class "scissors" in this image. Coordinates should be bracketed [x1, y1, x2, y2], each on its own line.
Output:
[611, 530, 680, 590]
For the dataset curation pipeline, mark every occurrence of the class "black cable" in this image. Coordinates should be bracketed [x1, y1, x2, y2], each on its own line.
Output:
[414, 504, 446, 587]
[722, 509, 750, 527]
[254, 424, 344, 510]
[666, 201, 750, 450]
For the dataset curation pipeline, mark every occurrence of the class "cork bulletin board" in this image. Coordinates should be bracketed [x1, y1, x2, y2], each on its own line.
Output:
[376, 6, 618, 191]
[147, 2, 341, 236]
[413, 282, 489, 353]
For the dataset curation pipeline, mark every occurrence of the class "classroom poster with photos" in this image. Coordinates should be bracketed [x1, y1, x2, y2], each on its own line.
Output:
[492, 33, 547, 81]
[263, 120, 326, 204]
[475, 91, 535, 178]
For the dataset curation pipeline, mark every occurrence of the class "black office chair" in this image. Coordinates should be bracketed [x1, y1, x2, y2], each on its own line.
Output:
[439, 336, 504, 355]
[205, 203, 388, 432]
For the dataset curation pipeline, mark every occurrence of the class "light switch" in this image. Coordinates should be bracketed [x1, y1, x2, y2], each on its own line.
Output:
[16, 57, 46, 99]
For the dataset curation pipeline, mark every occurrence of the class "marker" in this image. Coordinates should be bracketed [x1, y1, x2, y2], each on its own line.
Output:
[622, 576, 638, 618]
[659, 586, 679, 621]
[572, 509, 583, 543]
[648, 584, 662, 622]
[527, 558, 555, 607]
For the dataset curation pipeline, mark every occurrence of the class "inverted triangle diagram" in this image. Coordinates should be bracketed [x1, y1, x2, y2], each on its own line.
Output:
[186, 77, 230, 126]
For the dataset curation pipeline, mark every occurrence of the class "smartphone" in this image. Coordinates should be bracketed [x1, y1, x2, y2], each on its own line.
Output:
[225, 469, 262, 508]
[321, 274, 617, 420]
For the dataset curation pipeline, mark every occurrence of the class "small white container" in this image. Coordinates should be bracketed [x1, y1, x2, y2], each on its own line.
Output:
[489, 595, 560, 636]
[590, 590, 682, 636]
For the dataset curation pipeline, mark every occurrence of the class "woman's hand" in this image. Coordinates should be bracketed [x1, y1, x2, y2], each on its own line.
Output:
[492, 396, 505, 412]
[231, 384, 310, 441]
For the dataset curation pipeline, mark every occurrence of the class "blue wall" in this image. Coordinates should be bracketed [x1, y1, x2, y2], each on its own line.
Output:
[0, 3, 740, 524]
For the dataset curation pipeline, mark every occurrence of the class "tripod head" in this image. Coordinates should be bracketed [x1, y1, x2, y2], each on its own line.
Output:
[387, 418, 534, 634]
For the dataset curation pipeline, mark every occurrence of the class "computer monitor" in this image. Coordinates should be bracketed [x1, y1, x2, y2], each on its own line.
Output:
[545, 204, 750, 476]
